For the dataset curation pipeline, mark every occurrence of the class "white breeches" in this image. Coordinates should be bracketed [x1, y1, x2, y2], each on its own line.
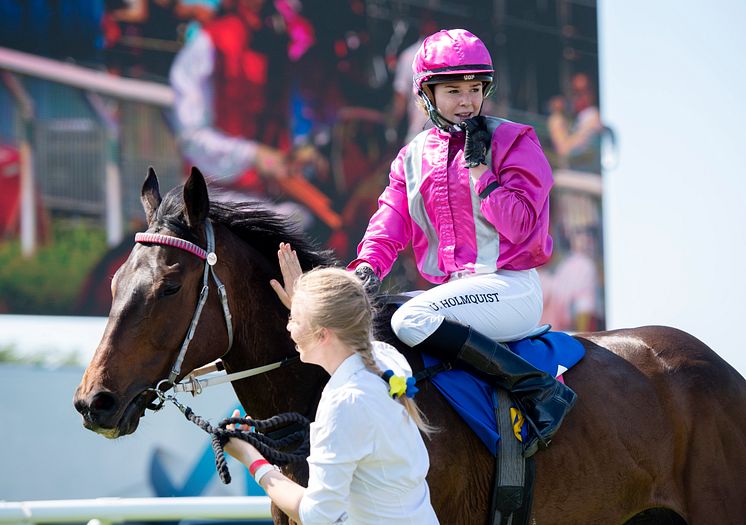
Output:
[390, 268, 543, 346]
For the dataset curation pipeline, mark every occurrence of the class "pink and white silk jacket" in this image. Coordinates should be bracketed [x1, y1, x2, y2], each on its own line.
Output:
[348, 117, 553, 284]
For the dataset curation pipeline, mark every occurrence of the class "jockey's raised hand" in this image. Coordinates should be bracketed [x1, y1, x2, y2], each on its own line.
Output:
[270, 242, 303, 309]
[462, 115, 491, 168]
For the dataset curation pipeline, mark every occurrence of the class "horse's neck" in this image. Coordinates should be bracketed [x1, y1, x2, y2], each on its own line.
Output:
[218, 229, 327, 419]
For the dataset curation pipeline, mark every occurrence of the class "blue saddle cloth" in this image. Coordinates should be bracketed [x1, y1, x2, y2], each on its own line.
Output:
[421, 331, 585, 456]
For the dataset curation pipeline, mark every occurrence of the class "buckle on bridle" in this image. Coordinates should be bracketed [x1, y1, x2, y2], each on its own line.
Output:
[145, 379, 173, 411]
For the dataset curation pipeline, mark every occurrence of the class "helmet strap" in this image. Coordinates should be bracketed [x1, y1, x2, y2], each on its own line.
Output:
[418, 88, 460, 132]
[418, 87, 487, 133]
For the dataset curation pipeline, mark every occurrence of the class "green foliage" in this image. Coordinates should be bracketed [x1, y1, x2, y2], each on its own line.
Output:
[0, 343, 82, 366]
[0, 344, 19, 362]
[0, 222, 108, 315]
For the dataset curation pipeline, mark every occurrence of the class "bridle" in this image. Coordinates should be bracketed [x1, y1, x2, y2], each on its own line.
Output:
[134, 220, 297, 408]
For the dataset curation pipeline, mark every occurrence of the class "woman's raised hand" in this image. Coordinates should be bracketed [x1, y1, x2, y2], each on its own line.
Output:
[270, 242, 303, 309]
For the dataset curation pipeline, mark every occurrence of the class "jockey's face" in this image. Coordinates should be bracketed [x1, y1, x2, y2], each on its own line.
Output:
[432, 81, 484, 125]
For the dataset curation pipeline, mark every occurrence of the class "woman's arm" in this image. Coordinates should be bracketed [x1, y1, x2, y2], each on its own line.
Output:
[260, 471, 306, 522]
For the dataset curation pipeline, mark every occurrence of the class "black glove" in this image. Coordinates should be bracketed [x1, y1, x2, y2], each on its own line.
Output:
[462, 116, 491, 168]
[354, 263, 381, 296]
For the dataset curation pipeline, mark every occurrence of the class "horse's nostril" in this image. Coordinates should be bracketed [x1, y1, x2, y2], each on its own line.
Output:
[90, 391, 118, 416]
[74, 397, 89, 416]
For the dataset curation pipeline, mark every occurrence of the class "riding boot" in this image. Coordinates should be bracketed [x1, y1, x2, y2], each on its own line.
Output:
[413, 319, 577, 457]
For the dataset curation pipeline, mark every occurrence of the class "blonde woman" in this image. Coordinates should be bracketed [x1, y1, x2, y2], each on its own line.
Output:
[224, 243, 438, 525]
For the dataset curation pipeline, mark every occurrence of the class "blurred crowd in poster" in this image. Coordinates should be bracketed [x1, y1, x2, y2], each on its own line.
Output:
[0, 0, 608, 333]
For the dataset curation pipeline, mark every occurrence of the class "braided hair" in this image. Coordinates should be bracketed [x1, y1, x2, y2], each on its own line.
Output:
[295, 268, 434, 435]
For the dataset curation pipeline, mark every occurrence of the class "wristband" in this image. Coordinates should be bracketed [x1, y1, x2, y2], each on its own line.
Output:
[478, 181, 500, 199]
[249, 458, 269, 476]
[254, 463, 279, 485]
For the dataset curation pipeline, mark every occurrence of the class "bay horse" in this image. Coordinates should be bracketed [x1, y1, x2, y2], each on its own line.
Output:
[74, 168, 746, 524]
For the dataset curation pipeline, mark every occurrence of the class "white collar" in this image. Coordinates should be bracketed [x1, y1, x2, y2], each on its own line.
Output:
[326, 353, 366, 391]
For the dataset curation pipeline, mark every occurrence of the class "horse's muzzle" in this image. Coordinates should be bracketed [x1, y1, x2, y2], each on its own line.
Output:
[73, 387, 149, 438]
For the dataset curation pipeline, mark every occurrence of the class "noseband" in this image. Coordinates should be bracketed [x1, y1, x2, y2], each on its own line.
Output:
[135, 220, 234, 387]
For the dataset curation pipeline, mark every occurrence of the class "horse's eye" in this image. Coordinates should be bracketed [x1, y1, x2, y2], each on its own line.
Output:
[161, 282, 182, 297]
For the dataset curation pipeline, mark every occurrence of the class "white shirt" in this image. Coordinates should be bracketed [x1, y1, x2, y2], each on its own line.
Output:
[298, 342, 439, 525]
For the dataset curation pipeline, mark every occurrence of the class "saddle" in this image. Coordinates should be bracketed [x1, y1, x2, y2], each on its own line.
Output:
[419, 327, 584, 454]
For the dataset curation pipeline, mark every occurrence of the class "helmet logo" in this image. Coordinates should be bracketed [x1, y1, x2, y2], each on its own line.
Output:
[463, 74, 475, 80]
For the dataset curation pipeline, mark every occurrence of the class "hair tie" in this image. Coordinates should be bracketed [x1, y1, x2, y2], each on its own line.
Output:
[381, 370, 419, 399]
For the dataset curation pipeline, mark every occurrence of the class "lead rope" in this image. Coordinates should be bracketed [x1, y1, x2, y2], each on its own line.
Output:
[151, 390, 310, 484]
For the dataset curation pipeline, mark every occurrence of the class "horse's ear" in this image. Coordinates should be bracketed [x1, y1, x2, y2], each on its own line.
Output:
[141, 167, 162, 226]
[183, 166, 209, 228]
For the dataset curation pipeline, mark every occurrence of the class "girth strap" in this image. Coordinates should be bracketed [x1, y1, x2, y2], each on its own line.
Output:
[490, 388, 535, 525]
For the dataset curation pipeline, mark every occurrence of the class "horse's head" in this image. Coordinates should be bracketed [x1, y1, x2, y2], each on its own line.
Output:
[73, 167, 232, 437]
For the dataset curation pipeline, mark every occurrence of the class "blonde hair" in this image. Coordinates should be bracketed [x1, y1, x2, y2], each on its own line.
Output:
[295, 267, 435, 435]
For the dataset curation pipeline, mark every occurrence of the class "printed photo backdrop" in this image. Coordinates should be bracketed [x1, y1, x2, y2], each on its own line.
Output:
[0, 0, 606, 331]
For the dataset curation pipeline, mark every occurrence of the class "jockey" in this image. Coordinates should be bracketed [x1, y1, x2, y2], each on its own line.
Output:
[348, 29, 576, 457]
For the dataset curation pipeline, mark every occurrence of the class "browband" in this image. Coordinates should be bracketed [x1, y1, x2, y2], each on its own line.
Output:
[135, 232, 207, 260]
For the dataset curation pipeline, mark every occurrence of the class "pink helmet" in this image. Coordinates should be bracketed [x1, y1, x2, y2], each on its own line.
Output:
[412, 29, 495, 131]
[412, 29, 495, 97]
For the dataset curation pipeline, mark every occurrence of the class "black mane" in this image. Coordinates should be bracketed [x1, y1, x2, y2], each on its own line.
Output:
[155, 187, 337, 271]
